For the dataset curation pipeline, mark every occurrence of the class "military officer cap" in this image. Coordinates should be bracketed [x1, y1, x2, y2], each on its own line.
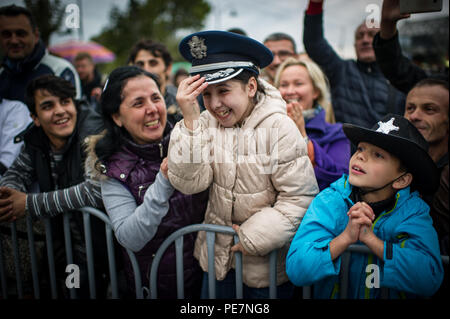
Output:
[179, 30, 273, 84]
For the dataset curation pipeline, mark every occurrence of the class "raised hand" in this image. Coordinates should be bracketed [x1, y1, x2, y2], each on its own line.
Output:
[286, 101, 307, 137]
[380, 0, 411, 39]
[176, 74, 208, 130]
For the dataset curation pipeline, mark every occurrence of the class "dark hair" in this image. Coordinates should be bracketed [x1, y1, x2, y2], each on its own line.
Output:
[74, 51, 94, 63]
[227, 28, 247, 36]
[94, 66, 161, 170]
[0, 5, 37, 31]
[174, 68, 188, 83]
[127, 39, 173, 69]
[263, 32, 297, 53]
[232, 69, 266, 105]
[25, 75, 76, 115]
[412, 77, 449, 91]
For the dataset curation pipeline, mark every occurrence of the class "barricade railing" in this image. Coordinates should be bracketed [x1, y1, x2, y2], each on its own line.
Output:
[0, 207, 143, 299]
[148, 224, 312, 299]
[1, 210, 449, 300]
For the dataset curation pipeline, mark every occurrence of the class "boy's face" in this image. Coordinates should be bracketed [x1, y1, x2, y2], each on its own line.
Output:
[348, 142, 404, 193]
[32, 89, 77, 150]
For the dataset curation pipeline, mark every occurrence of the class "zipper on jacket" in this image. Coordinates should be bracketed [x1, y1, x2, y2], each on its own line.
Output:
[158, 143, 163, 158]
[138, 185, 144, 198]
[364, 192, 400, 299]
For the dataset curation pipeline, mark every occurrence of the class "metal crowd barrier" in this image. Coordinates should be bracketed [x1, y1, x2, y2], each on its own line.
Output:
[1, 208, 449, 300]
[148, 223, 310, 299]
[0, 207, 143, 299]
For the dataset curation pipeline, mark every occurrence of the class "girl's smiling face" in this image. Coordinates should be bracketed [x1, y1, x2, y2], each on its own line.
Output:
[202, 77, 257, 127]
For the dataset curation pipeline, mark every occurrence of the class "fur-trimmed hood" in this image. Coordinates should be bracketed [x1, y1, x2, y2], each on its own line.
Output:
[84, 131, 109, 182]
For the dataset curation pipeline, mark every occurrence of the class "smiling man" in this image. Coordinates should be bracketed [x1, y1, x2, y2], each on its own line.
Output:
[0, 75, 108, 298]
[0, 5, 81, 103]
[404, 78, 449, 265]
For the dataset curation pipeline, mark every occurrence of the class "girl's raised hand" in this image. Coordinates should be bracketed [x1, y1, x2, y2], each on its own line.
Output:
[176, 74, 208, 130]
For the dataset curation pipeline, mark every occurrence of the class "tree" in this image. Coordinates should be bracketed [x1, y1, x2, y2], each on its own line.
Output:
[24, 0, 67, 46]
[92, 0, 211, 70]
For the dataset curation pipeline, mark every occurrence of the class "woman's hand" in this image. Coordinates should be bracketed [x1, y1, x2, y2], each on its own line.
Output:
[176, 74, 208, 130]
[286, 101, 307, 137]
[160, 157, 169, 179]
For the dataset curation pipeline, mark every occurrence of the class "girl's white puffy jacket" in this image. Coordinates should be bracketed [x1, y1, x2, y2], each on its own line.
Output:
[168, 79, 319, 288]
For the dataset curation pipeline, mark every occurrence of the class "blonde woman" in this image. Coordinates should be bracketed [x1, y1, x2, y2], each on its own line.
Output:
[275, 57, 350, 190]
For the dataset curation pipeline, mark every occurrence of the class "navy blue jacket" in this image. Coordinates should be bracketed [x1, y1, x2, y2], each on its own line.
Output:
[303, 13, 405, 128]
[0, 39, 81, 103]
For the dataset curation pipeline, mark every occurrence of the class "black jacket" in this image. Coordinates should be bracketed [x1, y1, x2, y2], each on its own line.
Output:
[372, 32, 428, 94]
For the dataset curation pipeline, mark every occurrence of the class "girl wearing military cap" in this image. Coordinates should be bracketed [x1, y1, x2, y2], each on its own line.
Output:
[167, 31, 319, 298]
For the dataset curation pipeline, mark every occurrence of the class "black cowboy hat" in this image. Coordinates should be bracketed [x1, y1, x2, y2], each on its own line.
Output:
[343, 114, 439, 195]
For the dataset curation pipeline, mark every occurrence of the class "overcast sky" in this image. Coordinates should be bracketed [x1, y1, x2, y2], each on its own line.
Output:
[3, 0, 449, 59]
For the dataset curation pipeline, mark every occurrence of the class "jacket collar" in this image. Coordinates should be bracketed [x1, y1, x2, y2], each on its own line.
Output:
[2, 39, 46, 74]
[334, 175, 413, 212]
[105, 122, 172, 179]
[305, 108, 326, 133]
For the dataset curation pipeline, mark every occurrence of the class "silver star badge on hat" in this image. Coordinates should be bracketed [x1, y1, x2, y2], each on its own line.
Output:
[376, 117, 399, 135]
[188, 36, 207, 59]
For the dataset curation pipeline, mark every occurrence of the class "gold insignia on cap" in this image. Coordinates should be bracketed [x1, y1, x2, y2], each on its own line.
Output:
[188, 36, 207, 59]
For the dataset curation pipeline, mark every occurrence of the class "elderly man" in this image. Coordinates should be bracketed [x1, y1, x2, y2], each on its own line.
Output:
[303, 0, 405, 129]
[0, 5, 81, 103]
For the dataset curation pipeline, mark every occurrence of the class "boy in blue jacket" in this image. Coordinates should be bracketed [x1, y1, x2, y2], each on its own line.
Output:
[286, 114, 444, 299]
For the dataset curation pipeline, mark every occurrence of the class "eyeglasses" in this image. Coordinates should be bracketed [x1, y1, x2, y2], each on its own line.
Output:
[272, 50, 295, 60]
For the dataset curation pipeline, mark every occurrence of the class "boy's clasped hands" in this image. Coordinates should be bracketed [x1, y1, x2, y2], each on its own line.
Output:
[344, 201, 376, 245]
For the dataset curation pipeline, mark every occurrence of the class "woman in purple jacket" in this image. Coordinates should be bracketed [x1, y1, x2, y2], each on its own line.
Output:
[89, 66, 208, 298]
[274, 57, 350, 190]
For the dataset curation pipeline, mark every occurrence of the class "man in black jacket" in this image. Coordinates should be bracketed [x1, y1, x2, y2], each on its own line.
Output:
[0, 75, 107, 298]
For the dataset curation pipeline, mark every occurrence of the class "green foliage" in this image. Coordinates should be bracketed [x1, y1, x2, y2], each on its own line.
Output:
[92, 0, 211, 73]
[24, 0, 66, 46]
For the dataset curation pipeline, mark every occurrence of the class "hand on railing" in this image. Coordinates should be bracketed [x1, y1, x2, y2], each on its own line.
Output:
[0, 186, 27, 223]
[230, 224, 251, 256]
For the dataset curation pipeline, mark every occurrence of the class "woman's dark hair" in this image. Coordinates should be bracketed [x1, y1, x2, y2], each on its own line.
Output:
[25, 75, 76, 115]
[232, 69, 266, 105]
[94, 66, 160, 171]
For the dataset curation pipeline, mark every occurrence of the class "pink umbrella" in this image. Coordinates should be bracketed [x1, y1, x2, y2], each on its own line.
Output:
[49, 40, 116, 63]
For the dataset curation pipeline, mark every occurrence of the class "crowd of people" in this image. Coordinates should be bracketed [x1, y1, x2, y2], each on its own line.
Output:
[0, 0, 448, 300]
